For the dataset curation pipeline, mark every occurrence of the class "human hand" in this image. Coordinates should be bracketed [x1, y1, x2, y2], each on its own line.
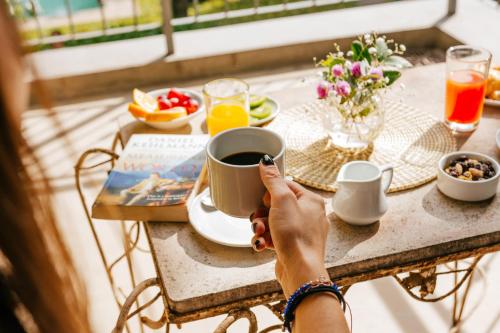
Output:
[251, 155, 330, 297]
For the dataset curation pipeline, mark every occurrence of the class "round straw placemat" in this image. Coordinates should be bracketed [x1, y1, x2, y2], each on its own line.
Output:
[267, 100, 456, 193]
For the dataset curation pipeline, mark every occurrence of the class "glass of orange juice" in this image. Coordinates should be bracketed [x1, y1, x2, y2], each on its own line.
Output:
[445, 45, 491, 132]
[203, 78, 250, 137]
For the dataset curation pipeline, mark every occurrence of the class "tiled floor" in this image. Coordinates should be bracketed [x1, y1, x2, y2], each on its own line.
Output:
[24, 64, 500, 332]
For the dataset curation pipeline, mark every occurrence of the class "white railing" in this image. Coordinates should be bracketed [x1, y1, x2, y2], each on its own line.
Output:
[8, 0, 463, 53]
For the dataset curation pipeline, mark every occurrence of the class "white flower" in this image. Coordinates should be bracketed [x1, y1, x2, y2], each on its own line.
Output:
[346, 50, 353, 57]
[376, 37, 385, 44]
[387, 49, 393, 55]
[368, 47, 377, 55]
[367, 79, 373, 84]
[345, 60, 352, 69]
[364, 34, 373, 44]
[384, 77, 390, 83]
[337, 51, 344, 57]
[400, 44, 406, 52]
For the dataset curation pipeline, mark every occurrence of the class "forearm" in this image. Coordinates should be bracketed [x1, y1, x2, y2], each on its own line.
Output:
[294, 293, 350, 333]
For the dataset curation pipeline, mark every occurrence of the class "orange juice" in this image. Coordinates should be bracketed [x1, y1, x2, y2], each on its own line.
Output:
[207, 104, 249, 136]
[445, 70, 486, 125]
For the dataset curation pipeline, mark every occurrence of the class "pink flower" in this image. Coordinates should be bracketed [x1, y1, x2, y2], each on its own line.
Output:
[331, 64, 344, 77]
[335, 80, 351, 97]
[369, 67, 383, 80]
[351, 62, 362, 77]
[316, 81, 329, 99]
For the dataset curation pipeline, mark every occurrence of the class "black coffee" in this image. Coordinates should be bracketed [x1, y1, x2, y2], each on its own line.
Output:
[221, 152, 267, 165]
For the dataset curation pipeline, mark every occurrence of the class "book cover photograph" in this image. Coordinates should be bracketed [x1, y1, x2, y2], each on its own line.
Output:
[92, 134, 208, 221]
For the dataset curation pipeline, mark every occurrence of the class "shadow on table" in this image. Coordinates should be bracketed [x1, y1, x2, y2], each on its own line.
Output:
[286, 138, 374, 191]
[422, 184, 496, 221]
[399, 122, 455, 168]
[324, 213, 380, 264]
[152, 222, 275, 268]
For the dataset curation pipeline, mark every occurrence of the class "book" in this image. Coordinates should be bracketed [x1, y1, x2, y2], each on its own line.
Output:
[92, 134, 209, 222]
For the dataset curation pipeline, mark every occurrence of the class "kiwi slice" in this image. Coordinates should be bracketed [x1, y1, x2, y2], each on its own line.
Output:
[250, 104, 272, 119]
[250, 95, 267, 109]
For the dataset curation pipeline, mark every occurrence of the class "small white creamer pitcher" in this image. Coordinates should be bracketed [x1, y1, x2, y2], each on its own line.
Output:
[333, 161, 393, 226]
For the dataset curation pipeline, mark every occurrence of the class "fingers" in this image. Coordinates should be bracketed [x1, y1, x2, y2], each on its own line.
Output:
[251, 234, 266, 251]
[259, 156, 294, 204]
[250, 216, 274, 251]
[263, 191, 271, 208]
[286, 180, 306, 198]
[251, 231, 273, 251]
[251, 217, 268, 236]
[262, 180, 305, 208]
[249, 206, 269, 221]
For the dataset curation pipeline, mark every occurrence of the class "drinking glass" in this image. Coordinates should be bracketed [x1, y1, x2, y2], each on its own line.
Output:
[445, 45, 491, 132]
[203, 78, 250, 137]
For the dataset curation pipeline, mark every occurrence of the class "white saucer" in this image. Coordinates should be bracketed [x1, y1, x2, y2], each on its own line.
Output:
[188, 188, 253, 247]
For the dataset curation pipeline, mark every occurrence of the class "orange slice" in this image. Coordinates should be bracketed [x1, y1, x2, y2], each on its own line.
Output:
[128, 103, 151, 118]
[145, 107, 187, 122]
[133, 88, 158, 112]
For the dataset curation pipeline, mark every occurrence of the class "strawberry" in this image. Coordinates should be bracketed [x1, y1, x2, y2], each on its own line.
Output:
[167, 89, 189, 102]
[186, 99, 199, 114]
[157, 95, 172, 110]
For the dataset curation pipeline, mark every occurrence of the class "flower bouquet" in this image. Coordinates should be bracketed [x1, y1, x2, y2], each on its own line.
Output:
[316, 32, 412, 150]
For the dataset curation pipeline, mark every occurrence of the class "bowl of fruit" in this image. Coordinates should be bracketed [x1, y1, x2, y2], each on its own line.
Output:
[128, 88, 203, 130]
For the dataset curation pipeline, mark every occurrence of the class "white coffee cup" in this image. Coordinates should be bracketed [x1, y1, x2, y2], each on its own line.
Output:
[206, 127, 285, 218]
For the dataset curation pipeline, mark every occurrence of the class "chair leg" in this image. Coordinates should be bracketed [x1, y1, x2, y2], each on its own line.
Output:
[214, 308, 258, 333]
[112, 278, 163, 333]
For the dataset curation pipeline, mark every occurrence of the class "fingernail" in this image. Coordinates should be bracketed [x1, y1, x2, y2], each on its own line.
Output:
[260, 154, 274, 166]
[251, 222, 257, 233]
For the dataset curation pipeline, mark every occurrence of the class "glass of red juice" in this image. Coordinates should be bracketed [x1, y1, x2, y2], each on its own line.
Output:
[445, 46, 491, 132]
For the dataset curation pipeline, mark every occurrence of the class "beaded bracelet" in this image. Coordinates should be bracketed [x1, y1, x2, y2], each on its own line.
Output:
[282, 276, 345, 332]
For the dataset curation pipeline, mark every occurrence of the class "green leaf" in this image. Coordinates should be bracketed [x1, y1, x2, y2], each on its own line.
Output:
[361, 47, 372, 64]
[383, 70, 401, 85]
[331, 58, 346, 65]
[384, 55, 412, 69]
[318, 55, 345, 69]
[358, 107, 372, 117]
[351, 40, 363, 60]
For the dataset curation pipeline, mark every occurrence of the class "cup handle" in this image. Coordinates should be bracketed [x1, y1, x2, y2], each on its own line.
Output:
[380, 164, 394, 193]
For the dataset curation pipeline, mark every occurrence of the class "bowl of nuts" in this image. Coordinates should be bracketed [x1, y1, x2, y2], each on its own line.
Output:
[437, 151, 499, 201]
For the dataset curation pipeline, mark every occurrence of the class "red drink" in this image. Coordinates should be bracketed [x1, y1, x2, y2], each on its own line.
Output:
[445, 70, 486, 125]
[444, 46, 491, 132]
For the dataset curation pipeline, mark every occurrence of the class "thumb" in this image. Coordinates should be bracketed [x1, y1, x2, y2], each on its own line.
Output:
[259, 155, 291, 202]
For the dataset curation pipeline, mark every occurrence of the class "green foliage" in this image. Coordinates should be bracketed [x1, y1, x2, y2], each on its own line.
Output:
[21, 0, 358, 50]
[350, 40, 363, 61]
[382, 70, 401, 85]
[316, 32, 412, 118]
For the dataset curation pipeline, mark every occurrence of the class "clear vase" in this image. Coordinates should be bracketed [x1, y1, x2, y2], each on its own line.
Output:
[322, 94, 384, 151]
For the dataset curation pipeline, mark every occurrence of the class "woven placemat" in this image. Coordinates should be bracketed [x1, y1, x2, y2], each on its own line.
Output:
[267, 100, 457, 193]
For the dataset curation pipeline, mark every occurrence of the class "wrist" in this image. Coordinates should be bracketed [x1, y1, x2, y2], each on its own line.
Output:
[282, 254, 328, 296]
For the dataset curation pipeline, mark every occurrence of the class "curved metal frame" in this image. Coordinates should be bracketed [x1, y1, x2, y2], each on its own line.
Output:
[75, 133, 496, 333]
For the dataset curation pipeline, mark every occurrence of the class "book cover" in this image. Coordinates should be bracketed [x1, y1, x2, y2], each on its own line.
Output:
[92, 134, 208, 222]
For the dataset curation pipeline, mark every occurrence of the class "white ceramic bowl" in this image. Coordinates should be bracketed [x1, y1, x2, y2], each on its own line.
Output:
[133, 88, 204, 130]
[437, 151, 499, 202]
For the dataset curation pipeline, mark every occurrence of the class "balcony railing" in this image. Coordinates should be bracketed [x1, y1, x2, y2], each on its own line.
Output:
[7, 0, 478, 53]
